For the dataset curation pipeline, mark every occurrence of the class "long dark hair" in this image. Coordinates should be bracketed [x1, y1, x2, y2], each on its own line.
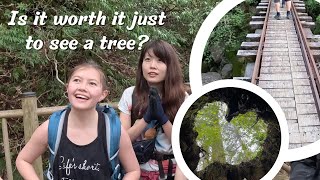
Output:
[131, 40, 186, 124]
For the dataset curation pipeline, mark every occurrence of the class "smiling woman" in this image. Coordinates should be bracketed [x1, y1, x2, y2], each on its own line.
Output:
[15, 60, 140, 180]
[66, 63, 108, 111]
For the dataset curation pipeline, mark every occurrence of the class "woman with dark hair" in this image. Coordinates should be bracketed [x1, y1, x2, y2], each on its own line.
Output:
[118, 40, 187, 179]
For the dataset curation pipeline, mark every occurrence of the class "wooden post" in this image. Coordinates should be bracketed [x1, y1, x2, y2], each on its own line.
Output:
[2, 118, 13, 180]
[21, 92, 43, 180]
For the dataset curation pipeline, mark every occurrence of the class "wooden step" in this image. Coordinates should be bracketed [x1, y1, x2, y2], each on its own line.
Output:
[293, 0, 304, 3]
[237, 50, 257, 61]
[304, 28, 313, 39]
[312, 50, 320, 56]
[314, 35, 320, 38]
[250, 21, 264, 30]
[299, 16, 313, 22]
[258, 3, 268, 6]
[294, 3, 305, 7]
[296, 7, 306, 13]
[233, 77, 251, 82]
[302, 21, 315, 29]
[293, 1, 304, 5]
[312, 50, 320, 62]
[309, 42, 320, 50]
[258, 11, 267, 16]
[311, 35, 320, 42]
[246, 33, 261, 41]
[241, 42, 260, 50]
[252, 16, 265, 21]
[298, 12, 308, 16]
[256, 6, 267, 10]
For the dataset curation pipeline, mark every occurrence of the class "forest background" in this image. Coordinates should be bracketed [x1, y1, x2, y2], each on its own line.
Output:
[0, 0, 320, 179]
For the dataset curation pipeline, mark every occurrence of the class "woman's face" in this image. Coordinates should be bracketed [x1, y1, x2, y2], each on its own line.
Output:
[66, 67, 107, 110]
[142, 49, 167, 86]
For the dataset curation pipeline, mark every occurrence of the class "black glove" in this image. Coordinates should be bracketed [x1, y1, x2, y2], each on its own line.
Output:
[149, 87, 168, 125]
[143, 87, 168, 125]
[143, 88, 156, 123]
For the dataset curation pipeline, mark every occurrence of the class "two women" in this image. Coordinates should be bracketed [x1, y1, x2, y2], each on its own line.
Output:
[16, 40, 187, 179]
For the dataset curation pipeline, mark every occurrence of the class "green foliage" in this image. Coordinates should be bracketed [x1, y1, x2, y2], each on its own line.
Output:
[229, 112, 268, 163]
[194, 102, 226, 171]
[305, 0, 320, 18]
[0, 0, 217, 106]
[0, 24, 44, 66]
[209, 7, 248, 51]
[305, 0, 320, 34]
[315, 15, 320, 34]
[202, 0, 258, 74]
[194, 102, 268, 171]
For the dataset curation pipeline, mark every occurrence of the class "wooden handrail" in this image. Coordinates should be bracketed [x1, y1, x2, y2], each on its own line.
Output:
[251, 0, 271, 84]
[0, 102, 118, 119]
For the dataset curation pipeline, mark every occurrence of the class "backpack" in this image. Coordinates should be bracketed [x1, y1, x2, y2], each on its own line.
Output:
[45, 104, 122, 180]
[290, 154, 320, 180]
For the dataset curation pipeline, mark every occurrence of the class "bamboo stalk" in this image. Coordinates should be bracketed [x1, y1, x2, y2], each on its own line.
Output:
[2, 118, 13, 180]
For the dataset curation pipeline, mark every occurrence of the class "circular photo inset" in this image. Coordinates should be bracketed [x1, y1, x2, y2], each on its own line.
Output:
[179, 86, 282, 179]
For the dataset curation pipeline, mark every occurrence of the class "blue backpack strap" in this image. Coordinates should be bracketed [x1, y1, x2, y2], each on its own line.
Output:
[46, 108, 67, 180]
[100, 104, 122, 180]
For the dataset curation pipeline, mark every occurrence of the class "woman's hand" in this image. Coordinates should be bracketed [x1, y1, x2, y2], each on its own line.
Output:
[149, 87, 168, 125]
[143, 89, 155, 123]
[143, 87, 169, 125]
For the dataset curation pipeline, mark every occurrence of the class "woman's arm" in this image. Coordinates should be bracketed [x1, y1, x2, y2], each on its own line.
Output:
[175, 165, 187, 180]
[120, 112, 148, 142]
[16, 120, 49, 180]
[118, 125, 140, 179]
[118, 87, 149, 142]
[161, 120, 173, 143]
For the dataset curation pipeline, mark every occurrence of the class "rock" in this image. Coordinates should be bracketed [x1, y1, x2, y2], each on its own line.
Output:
[221, 64, 233, 79]
[210, 45, 225, 64]
[202, 72, 222, 85]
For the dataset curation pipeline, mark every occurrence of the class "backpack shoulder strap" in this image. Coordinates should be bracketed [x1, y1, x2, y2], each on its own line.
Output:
[46, 108, 67, 179]
[48, 109, 67, 160]
[131, 87, 137, 127]
[101, 104, 122, 179]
